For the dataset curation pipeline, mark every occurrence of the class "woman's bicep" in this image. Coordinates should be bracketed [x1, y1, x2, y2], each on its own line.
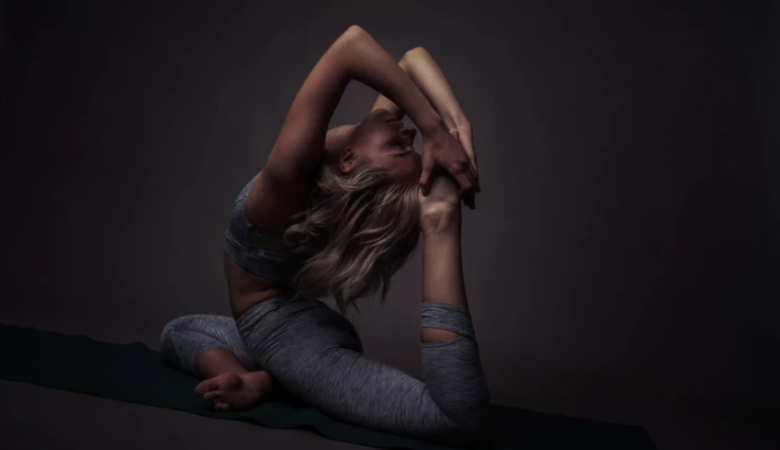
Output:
[263, 26, 359, 186]
[247, 27, 360, 235]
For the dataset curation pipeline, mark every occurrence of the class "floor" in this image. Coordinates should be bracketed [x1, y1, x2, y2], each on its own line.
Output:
[1, 378, 777, 450]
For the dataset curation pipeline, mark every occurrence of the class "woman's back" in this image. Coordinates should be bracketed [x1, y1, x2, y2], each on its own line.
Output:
[223, 169, 313, 320]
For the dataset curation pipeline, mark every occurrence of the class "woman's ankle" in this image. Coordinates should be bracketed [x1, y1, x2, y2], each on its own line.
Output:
[194, 348, 249, 379]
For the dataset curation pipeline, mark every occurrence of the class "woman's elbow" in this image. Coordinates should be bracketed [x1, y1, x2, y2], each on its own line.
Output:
[343, 25, 368, 41]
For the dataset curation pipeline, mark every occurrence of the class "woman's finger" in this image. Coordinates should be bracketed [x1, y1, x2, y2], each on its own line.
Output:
[463, 159, 480, 193]
[467, 148, 479, 178]
[456, 128, 475, 161]
[469, 152, 480, 192]
[464, 190, 476, 209]
[453, 167, 475, 198]
[419, 158, 434, 195]
[459, 130, 479, 191]
[452, 128, 478, 174]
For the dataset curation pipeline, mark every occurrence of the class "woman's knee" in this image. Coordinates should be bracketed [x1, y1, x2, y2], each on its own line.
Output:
[159, 315, 197, 350]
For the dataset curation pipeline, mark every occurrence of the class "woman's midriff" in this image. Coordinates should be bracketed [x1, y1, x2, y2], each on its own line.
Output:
[223, 251, 295, 325]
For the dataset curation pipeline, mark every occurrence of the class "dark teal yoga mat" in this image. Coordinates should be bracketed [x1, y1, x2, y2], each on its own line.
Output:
[0, 323, 655, 449]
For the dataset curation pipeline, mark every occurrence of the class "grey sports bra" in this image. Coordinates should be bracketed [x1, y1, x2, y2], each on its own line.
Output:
[223, 170, 311, 287]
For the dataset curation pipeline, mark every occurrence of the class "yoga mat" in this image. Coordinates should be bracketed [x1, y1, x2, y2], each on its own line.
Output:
[0, 323, 656, 450]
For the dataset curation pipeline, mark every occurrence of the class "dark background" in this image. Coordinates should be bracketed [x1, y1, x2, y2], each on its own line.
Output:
[2, 1, 778, 449]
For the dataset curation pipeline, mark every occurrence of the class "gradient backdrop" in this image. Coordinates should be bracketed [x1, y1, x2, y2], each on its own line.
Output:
[2, 1, 778, 449]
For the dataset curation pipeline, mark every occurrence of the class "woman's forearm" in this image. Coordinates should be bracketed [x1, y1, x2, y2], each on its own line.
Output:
[404, 48, 470, 130]
[369, 55, 411, 119]
[341, 26, 442, 135]
[373, 48, 470, 131]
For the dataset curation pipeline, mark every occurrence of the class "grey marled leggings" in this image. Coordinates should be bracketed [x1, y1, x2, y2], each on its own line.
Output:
[160, 296, 490, 446]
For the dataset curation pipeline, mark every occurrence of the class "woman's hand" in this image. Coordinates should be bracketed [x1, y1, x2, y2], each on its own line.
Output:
[447, 124, 479, 207]
[418, 168, 461, 236]
[419, 126, 480, 209]
[448, 124, 477, 179]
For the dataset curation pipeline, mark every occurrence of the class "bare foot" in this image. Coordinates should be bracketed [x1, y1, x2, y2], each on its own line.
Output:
[194, 370, 276, 411]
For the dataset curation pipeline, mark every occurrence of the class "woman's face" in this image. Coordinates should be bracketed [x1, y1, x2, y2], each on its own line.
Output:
[342, 108, 422, 182]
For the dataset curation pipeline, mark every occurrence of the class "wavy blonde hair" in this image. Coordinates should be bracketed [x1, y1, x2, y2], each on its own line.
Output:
[282, 159, 421, 314]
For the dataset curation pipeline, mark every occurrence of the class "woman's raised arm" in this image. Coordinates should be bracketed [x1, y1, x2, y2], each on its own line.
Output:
[264, 25, 442, 185]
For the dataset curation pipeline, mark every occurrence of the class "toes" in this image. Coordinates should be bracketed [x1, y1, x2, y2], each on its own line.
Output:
[194, 379, 215, 396]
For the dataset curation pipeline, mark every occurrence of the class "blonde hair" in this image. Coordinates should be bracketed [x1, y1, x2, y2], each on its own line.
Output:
[282, 159, 421, 315]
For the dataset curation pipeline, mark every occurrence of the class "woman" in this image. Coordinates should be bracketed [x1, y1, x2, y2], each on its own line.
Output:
[160, 26, 488, 446]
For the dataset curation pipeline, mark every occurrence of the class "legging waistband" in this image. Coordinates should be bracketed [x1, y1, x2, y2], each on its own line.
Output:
[235, 296, 326, 337]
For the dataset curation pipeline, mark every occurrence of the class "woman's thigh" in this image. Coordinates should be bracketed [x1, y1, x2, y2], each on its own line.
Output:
[235, 297, 360, 365]
[238, 304, 459, 443]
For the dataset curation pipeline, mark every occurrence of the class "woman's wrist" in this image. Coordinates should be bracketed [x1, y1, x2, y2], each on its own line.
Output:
[418, 112, 446, 139]
[419, 119, 450, 146]
[440, 111, 470, 134]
